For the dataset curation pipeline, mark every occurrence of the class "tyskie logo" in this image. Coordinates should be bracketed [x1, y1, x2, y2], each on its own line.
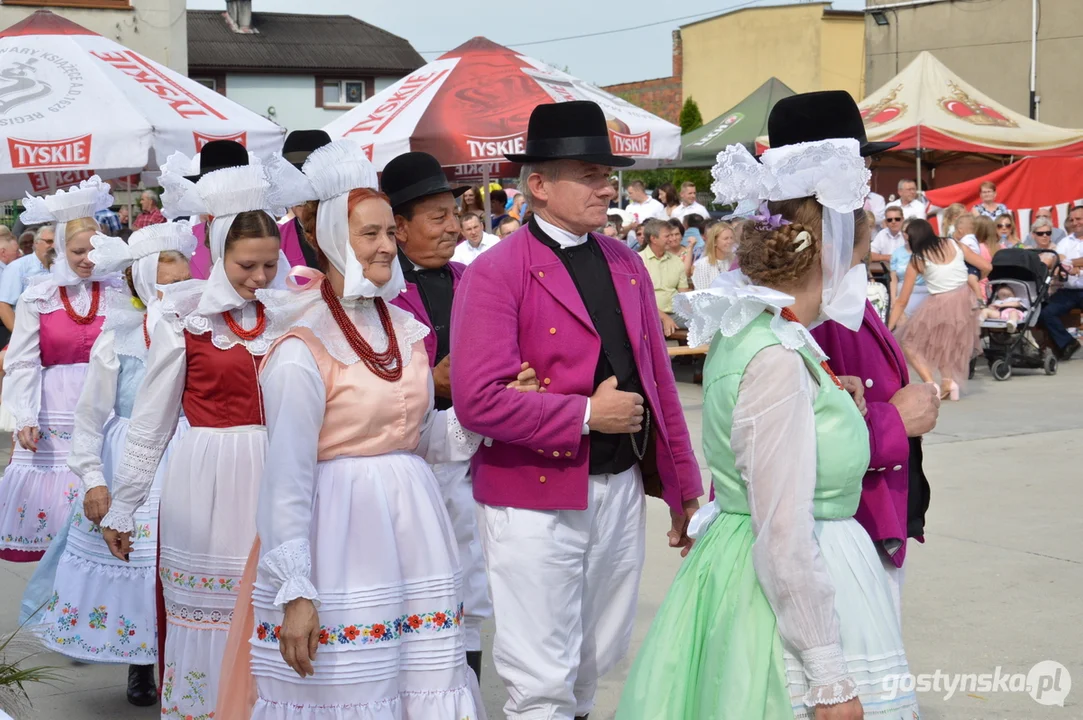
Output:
[193, 131, 247, 151]
[464, 133, 525, 160]
[8, 135, 93, 169]
[27, 169, 96, 193]
[609, 130, 651, 156]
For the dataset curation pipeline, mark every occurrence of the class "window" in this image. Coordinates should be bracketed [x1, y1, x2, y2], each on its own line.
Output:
[322, 80, 365, 107]
[193, 78, 217, 92]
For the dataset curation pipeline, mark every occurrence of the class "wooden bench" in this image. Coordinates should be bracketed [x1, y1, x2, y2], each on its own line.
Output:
[668, 345, 708, 357]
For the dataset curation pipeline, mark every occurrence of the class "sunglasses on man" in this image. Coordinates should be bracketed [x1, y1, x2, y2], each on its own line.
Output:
[885, 217, 903, 223]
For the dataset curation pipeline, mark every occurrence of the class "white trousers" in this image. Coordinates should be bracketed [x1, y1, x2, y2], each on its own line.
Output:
[432, 460, 493, 651]
[881, 554, 906, 627]
[481, 466, 647, 720]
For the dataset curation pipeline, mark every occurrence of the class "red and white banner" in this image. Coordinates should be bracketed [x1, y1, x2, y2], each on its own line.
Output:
[324, 37, 681, 174]
[0, 11, 284, 200]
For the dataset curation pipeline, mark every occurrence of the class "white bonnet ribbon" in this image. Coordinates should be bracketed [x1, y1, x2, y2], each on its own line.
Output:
[315, 192, 404, 301]
[815, 207, 866, 332]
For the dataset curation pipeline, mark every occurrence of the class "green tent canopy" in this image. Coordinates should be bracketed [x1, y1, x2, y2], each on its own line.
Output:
[679, 78, 796, 167]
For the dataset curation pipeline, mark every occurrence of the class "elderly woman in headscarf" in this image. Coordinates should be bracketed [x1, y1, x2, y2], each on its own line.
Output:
[215, 141, 502, 719]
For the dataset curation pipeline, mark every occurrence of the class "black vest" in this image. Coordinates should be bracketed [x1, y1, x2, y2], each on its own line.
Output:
[398, 250, 455, 411]
[530, 217, 648, 476]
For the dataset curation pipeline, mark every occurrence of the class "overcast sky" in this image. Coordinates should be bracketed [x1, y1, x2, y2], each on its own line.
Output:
[187, 0, 865, 87]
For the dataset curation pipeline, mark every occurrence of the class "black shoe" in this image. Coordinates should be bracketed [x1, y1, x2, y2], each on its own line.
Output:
[466, 650, 482, 682]
[575, 715, 589, 720]
[1062, 341, 1081, 361]
[127, 664, 157, 707]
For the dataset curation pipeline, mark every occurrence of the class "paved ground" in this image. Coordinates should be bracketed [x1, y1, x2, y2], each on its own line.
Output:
[1, 359, 1080, 719]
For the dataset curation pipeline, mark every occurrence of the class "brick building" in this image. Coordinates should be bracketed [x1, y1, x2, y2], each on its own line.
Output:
[601, 31, 683, 125]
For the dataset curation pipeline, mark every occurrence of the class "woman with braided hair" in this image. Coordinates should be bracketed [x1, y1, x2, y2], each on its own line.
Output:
[617, 140, 919, 719]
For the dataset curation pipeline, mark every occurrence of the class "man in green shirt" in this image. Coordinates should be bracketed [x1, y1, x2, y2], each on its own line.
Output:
[638, 218, 688, 336]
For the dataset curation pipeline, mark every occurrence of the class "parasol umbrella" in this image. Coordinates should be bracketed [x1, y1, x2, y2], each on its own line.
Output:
[322, 37, 681, 229]
[678, 77, 794, 167]
[0, 10, 285, 201]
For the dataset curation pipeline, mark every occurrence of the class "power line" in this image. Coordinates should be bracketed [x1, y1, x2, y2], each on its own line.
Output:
[417, 0, 768, 54]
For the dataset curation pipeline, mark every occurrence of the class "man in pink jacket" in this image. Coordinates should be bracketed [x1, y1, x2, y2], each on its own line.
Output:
[451, 101, 702, 720]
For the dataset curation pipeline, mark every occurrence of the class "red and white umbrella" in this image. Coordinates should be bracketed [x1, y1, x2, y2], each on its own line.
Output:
[323, 37, 682, 182]
[0, 10, 284, 200]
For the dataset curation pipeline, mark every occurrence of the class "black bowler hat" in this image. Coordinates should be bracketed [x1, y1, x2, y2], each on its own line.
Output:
[382, 151, 468, 210]
[505, 100, 636, 167]
[768, 90, 898, 157]
[185, 140, 249, 181]
[283, 129, 331, 169]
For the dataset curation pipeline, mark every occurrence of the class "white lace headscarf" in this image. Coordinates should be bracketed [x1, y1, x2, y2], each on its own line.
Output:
[706, 139, 871, 333]
[159, 151, 288, 315]
[88, 220, 199, 334]
[265, 140, 404, 301]
[19, 176, 115, 287]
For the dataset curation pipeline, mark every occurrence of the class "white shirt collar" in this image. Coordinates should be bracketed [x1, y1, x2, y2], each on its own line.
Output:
[534, 214, 588, 249]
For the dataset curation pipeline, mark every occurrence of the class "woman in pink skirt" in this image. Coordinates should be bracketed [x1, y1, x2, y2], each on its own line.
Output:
[890, 218, 990, 400]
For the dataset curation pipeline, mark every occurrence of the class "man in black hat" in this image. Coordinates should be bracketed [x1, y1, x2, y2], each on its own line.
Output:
[449, 100, 702, 720]
[382, 150, 493, 682]
[281, 130, 332, 270]
[771, 91, 938, 619]
[182, 139, 310, 277]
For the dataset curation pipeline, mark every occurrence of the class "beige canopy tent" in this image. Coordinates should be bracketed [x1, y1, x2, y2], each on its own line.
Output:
[756, 52, 1083, 191]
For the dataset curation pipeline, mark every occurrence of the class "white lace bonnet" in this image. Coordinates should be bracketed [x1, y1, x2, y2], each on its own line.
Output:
[266, 140, 405, 301]
[20, 176, 114, 287]
[88, 220, 199, 305]
[712, 139, 870, 315]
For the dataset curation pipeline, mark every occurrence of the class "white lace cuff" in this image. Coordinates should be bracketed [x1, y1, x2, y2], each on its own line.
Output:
[801, 644, 858, 707]
[100, 501, 138, 534]
[259, 538, 320, 608]
[81, 470, 107, 492]
[13, 414, 37, 433]
[447, 408, 482, 457]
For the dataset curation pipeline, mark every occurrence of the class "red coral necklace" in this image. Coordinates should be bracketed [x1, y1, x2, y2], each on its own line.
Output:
[780, 307, 844, 390]
[60, 282, 100, 325]
[142, 315, 151, 349]
[222, 302, 266, 341]
[320, 278, 402, 382]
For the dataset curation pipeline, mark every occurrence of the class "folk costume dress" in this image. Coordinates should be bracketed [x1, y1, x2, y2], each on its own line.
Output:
[216, 141, 485, 720]
[30, 224, 198, 663]
[100, 163, 288, 720]
[0, 177, 118, 562]
[616, 140, 919, 719]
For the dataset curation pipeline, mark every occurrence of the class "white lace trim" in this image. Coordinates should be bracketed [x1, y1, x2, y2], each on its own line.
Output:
[801, 644, 859, 707]
[13, 409, 37, 432]
[101, 292, 148, 362]
[100, 499, 137, 534]
[259, 283, 430, 367]
[159, 278, 283, 356]
[672, 274, 827, 361]
[5, 359, 39, 372]
[81, 470, 107, 491]
[22, 275, 125, 316]
[259, 538, 320, 608]
[20, 175, 113, 225]
[447, 409, 482, 457]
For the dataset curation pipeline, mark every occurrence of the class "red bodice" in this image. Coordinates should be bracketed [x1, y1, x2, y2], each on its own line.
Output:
[40, 309, 104, 367]
[182, 331, 265, 428]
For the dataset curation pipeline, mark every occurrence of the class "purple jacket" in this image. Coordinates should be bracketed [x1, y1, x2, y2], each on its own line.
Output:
[812, 302, 912, 568]
[390, 260, 466, 368]
[450, 225, 702, 513]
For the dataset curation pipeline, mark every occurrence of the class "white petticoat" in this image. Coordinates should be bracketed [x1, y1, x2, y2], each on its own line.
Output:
[0, 364, 87, 559]
[35, 415, 191, 663]
[249, 452, 482, 720]
[788, 518, 919, 718]
[159, 424, 266, 720]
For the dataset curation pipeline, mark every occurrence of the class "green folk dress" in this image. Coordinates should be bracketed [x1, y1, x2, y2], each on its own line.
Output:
[616, 312, 919, 720]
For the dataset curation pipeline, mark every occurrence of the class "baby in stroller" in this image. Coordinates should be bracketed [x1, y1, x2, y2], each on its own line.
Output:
[980, 284, 1028, 332]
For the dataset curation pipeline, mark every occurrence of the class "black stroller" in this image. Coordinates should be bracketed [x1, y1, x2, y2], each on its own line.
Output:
[975, 248, 1059, 381]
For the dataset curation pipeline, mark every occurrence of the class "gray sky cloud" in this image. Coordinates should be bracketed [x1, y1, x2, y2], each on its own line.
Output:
[187, 0, 865, 87]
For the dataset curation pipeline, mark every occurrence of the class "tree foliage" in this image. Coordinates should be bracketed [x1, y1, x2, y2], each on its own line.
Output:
[679, 97, 704, 135]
